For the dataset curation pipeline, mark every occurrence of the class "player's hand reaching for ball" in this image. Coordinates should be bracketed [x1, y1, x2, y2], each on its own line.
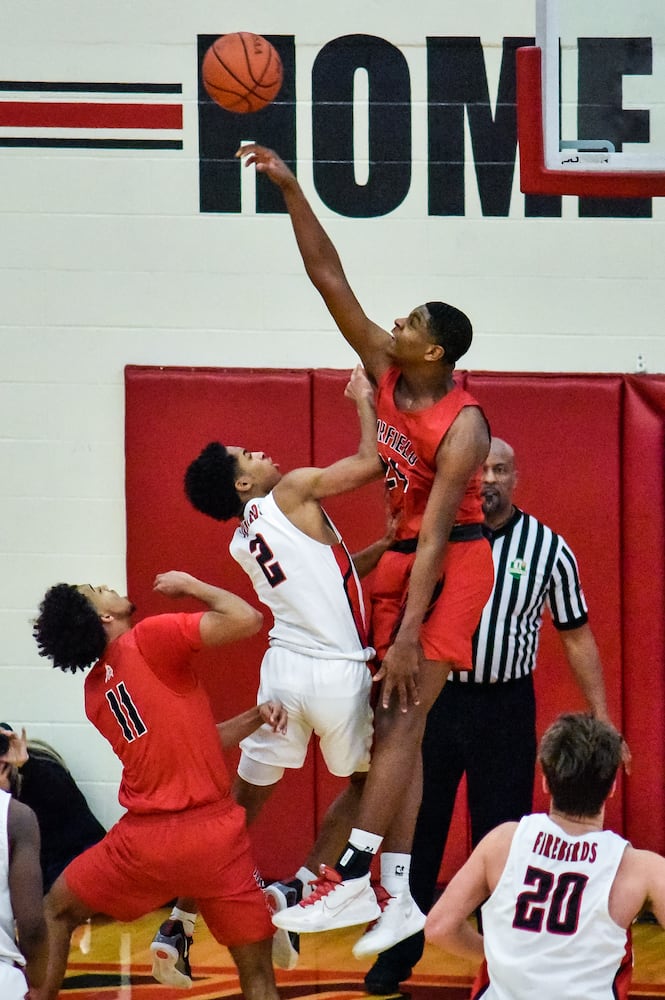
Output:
[236, 144, 295, 188]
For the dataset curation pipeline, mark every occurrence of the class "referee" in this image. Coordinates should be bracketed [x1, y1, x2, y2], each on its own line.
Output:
[365, 437, 630, 995]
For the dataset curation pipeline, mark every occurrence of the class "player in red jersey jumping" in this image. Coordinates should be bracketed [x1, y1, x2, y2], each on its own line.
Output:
[236, 144, 495, 958]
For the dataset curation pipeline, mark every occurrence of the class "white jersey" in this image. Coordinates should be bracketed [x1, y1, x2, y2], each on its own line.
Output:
[230, 491, 374, 661]
[478, 813, 630, 1000]
[0, 790, 24, 968]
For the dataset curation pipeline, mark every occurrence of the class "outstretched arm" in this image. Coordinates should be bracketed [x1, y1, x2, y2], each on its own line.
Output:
[236, 144, 391, 380]
[153, 571, 263, 647]
[217, 700, 287, 748]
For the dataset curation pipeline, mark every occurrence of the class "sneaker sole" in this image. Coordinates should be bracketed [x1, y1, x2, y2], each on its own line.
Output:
[352, 910, 426, 958]
[150, 944, 193, 989]
[271, 927, 300, 971]
[264, 883, 300, 970]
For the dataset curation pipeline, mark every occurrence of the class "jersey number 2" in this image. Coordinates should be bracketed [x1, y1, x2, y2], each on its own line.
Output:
[250, 534, 286, 588]
[513, 865, 588, 935]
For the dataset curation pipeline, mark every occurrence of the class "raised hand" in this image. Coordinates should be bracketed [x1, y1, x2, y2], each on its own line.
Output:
[344, 364, 375, 407]
[235, 143, 296, 187]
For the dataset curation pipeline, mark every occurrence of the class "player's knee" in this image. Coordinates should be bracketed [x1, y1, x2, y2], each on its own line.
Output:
[45, 877, 92, 930]
[374, 704, 426, 744]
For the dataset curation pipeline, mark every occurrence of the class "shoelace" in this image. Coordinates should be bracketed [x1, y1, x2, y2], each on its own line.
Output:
[300, 864, 344, 907]
[364, 884, 393, 930]
[373, 884, 393, 912]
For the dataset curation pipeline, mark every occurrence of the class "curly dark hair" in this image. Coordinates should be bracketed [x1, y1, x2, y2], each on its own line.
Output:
[184, 441, 243, 521]
[33, 584, 107, 674]
[425, 301, 473, 365]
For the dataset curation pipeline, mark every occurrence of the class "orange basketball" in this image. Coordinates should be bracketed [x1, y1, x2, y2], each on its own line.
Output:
[202, 32, 283, 114]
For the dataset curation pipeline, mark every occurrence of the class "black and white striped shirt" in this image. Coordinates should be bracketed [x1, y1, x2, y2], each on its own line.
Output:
[452, 507, 588, 685]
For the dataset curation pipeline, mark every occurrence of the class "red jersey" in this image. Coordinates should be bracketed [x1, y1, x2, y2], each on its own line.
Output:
[376, 366, 486, 538]
[84, 612, 232, 814]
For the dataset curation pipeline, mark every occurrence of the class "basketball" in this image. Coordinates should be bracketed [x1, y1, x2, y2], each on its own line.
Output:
[202, 32, 283, 114]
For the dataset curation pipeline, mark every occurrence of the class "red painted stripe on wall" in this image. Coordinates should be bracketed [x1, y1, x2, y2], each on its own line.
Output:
[0, 101, 182, 128]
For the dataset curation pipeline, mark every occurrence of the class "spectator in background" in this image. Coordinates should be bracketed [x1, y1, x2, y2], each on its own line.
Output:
[0, 723, 105, 893]
[365, 437, 630, 993]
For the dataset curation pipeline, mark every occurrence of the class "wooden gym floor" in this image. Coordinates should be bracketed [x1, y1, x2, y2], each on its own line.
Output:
[59, 906, 665, 998]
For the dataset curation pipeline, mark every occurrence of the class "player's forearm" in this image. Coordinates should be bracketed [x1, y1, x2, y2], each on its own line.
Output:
[395, 536, 449, 643]
[280, 177, 346, 286]
[561, 625, 610, 721]
[217, 706, 264, 748]
[425, 913, 485, 962]
[193, 581, 263, 645]
[38, 905, 76, 999]
[20, 917, 48, 988]
[346, 403, 382, 486]
[355, 393, 379, 459]
[352, 535, 393, 579]
[166, 573, 261, 627]
[430, 925, 484, 963]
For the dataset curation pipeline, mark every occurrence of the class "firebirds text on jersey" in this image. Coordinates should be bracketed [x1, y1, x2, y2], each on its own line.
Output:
[532, 829, 598, 864]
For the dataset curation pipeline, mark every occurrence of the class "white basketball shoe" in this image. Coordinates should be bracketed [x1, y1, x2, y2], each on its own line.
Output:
[352, 886, 426, 958]
[271, 865, 381, 933]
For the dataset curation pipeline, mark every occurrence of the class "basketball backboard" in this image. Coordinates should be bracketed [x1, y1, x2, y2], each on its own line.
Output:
[517, 0, 665, 196]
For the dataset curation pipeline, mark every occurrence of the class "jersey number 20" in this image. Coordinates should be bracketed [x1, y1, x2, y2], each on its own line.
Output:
[513, 865, 588, 935]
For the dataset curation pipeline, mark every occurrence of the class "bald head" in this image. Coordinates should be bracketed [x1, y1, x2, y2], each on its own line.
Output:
[481, 437, 518, 529]
[488, 438, 514, 467]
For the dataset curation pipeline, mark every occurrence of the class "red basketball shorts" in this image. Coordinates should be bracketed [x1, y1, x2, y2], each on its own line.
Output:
[64, 799, 272, 948]
[369, 537, 494, 669]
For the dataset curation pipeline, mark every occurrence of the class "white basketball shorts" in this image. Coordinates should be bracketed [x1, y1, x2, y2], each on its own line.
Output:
[238, 644, 374, 784]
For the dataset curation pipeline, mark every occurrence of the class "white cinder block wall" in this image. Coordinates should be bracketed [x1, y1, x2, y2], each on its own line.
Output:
[2, 0, 664, 829]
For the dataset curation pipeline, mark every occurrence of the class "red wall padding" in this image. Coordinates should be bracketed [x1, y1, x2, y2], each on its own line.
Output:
[125, 366, 665, 882]
[621, 378, 665, 852]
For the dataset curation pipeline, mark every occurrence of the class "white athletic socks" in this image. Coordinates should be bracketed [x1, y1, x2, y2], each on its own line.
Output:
[348, 828, 384, 855]
[336, 828, 384, 879]
[380, 852, 411, 896]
